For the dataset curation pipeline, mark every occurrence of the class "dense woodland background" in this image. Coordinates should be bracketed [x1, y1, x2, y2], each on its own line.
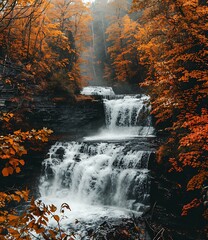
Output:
[0, 0, 207, 239]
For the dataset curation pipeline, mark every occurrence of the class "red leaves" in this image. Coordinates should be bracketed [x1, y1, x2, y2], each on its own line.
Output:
[182, 198, 201, 216]
[187, 172, 208, 191]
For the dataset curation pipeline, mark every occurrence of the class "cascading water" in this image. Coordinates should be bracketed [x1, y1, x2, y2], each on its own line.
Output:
[40, 142, 151, 211]
[85, 94, 155, 141]
[38, 87, 155, 237]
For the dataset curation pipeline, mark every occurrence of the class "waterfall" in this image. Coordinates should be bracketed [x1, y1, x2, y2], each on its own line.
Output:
[84, 92, 155, 141]
[104, 95, 154, 136]
[81, 86, 115, 96]
[38, 87, 155, 235]
[40, 142, 151, 212]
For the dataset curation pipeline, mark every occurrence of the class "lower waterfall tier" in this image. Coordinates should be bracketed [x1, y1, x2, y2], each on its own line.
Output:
[39, 141, 151, 212]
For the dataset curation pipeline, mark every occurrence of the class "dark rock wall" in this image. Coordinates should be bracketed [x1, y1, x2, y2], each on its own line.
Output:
[0, 96, 105, 139]
[147, 153, 205, 240]
[26, 99, 105, 138]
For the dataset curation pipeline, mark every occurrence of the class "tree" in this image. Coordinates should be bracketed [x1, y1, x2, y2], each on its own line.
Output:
[0, 0, 92, 100]
[0, 2, 92, 237]
[0, 111, 67, 239]
[131, 0, 208, 221]
[107, 14, 140, 82]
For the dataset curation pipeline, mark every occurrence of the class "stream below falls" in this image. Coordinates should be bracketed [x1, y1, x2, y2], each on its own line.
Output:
[38, 87, 157, 239]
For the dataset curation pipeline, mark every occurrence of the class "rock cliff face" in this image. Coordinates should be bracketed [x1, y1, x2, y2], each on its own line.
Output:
[26, 99, 105, 138]
[0, 96, 105, 139]
[0, 84, 105, 138]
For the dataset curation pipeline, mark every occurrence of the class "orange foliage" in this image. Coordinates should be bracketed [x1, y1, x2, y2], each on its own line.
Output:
[0, 1, 92, 238]
[0, 128, 53, 176]
[131, 0, 208, 217]
[182, 198, 201, 216]
[0, 111, 75, 239]
[0, 192, 72, 239]
[106, 0, 140, 82]
[0, 0, 92, 97]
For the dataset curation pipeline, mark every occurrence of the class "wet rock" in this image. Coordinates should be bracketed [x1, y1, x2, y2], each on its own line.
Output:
[55, 147, 65, 160]
[92, 218, 149, 240]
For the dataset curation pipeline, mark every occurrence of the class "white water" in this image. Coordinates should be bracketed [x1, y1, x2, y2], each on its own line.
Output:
[85, 94, 155, 141]
[40, 142, 150, 210]
[81, 86, 115, 96]
[38, 87, 155, 238]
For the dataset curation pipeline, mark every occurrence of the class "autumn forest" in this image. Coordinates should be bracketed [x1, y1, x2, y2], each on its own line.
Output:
[0, 0, 207, 239]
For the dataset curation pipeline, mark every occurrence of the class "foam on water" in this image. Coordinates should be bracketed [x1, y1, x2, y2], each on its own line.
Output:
[81, 86, 115, 96]
[35, 197, 140, 239]
[37, 88, 155, 238]
[85, 94, 155, 141]
[40, 142, 150, 210]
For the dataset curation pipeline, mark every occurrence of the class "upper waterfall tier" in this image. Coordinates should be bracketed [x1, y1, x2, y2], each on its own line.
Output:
[84, 93, 155, 141]
[105, 95, 151, 128]
[81, 86, 115, 96]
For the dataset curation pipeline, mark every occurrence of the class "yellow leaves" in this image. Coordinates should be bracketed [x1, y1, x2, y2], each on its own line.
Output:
[122, 15, 138, 37]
